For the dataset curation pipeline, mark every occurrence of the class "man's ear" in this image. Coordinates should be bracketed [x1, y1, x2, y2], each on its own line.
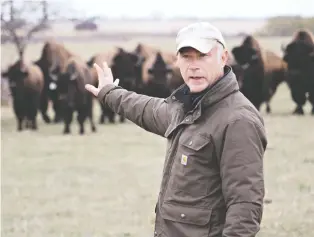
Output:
[222, 50, 229, 67]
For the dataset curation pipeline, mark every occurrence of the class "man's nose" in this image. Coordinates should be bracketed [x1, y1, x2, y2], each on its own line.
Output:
[188, 63, 200, 71]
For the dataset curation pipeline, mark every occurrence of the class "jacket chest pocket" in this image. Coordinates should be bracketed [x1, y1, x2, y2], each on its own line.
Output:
[171, 134, 214, 197]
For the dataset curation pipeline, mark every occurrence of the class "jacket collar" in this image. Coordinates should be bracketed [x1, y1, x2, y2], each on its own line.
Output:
[167, 65, 239, 110]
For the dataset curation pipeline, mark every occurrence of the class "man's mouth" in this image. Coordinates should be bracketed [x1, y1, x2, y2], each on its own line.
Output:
[189, 76, 204, 80]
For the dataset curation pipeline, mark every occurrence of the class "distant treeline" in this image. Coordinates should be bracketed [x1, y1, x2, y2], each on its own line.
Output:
[257, 16, 314, 36]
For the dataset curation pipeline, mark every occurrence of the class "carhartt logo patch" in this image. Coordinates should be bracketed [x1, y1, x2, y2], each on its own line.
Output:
[181, 154, 188, 165]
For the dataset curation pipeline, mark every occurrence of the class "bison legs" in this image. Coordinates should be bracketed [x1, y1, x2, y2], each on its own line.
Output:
[89, 113, 97, 132]
[15, 111, 24, 131]
[99, 103, 115, 124]
[107, 110, 115, 123]
[266, 103, 271, 114]
[13, 100, 25, 131]
[89, 109, 96, 133]
[290, 87, 306, 115]
[308, 80, 314, 115]
[77, 109, 88, 135]
[99, 114, 105, 124]
[288, 74, 307, 115]
[63, 108, 73, 134]
[264, 70, 286, 114]
[52, 99, 63, 123]
[17, 117, 24, 131]
[48, 88, 63, 124]
[265, 93, 275, 114]
[309, 94, 314, 115]
[99, 103, 107, 124]
[40, 91, 51, 123]
[119, 115, 125, 123]
[87, 97, 96, 132]
[263, 88, 274, 114]
[27, 93, 41, 130]
[99, 102, 105, 124]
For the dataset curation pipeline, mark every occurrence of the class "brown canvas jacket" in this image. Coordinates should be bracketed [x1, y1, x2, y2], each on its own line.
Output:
[97, 65, 267, 237]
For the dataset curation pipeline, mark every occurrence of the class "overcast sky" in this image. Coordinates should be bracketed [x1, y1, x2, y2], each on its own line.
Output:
[67, 0, 314, 18]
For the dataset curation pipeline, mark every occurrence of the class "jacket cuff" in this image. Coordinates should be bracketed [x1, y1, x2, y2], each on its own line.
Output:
[97, 84, 119, 103]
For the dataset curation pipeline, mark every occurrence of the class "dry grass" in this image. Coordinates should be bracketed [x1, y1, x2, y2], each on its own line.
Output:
[1, 36, 314, 237]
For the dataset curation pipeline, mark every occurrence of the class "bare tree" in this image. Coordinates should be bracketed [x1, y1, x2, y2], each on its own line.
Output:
[1, 0, 48, 57]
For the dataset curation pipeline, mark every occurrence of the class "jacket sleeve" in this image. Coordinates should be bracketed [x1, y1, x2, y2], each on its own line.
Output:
[220, 118, 267, 237]
[97, 84, 171, 137]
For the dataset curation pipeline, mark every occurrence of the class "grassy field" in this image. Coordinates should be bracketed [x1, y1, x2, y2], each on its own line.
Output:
[2, 36, 314, 236]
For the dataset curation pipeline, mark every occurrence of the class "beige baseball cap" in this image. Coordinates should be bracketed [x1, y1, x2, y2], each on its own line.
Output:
[176, 22, 226, 54]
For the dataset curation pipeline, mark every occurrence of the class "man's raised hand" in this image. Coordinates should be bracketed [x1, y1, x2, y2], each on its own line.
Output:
[85, 62, 119, 97]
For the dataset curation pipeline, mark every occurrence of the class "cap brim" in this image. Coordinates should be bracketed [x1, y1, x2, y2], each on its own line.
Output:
[176, 38, 216, 54]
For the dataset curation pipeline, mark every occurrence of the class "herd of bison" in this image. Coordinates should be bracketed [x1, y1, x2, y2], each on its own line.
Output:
[2, 29, 314, 134]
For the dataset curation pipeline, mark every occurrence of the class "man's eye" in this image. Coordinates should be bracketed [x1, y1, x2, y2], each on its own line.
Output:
[200, 53, 210, 58]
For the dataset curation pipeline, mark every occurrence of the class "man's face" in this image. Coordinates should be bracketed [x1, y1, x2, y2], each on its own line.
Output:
[176, 45, 228, 93]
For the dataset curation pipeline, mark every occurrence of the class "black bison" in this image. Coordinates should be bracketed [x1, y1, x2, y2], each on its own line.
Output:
[232, 35, 288, 113]
[132, 44, 184, 96]
[131, 43, 159, 93]
[35, 40, 75, 124]
[2, 60, 44, 131]
[141, 51, 173, 98]
[87, 48, 139, 124]
[57, 56, 96, 135]
[227, 55, 245, 89]
[281, 29, 314, 115]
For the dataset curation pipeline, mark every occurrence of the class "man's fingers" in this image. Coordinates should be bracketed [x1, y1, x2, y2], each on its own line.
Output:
[93, 63, 104, 78]
[97, 61, 111, 75]
[94, 62, 113, 81]
[102, 61, 108, 70]
[85, 84, 99, 96]
[102, 61, 113, 78]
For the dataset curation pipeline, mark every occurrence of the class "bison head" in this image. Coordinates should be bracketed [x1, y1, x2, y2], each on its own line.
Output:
[282, 41, 314, 71]
[111, 49, 138, 90]
[231, 46, 259, 69]
[133, 44, 146, 66]
[57, 63, 81, 109]
[2, 60, 29, 91]
[148, 52, 173, 85]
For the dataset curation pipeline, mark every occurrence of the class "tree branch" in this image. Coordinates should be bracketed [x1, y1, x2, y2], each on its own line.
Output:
[25, 18, 46, 41]
[1, 0, 47, 58]
[1, 13, 24, 57]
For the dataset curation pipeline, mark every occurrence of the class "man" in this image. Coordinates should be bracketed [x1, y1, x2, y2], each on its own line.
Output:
[85, 22, 267, 237]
